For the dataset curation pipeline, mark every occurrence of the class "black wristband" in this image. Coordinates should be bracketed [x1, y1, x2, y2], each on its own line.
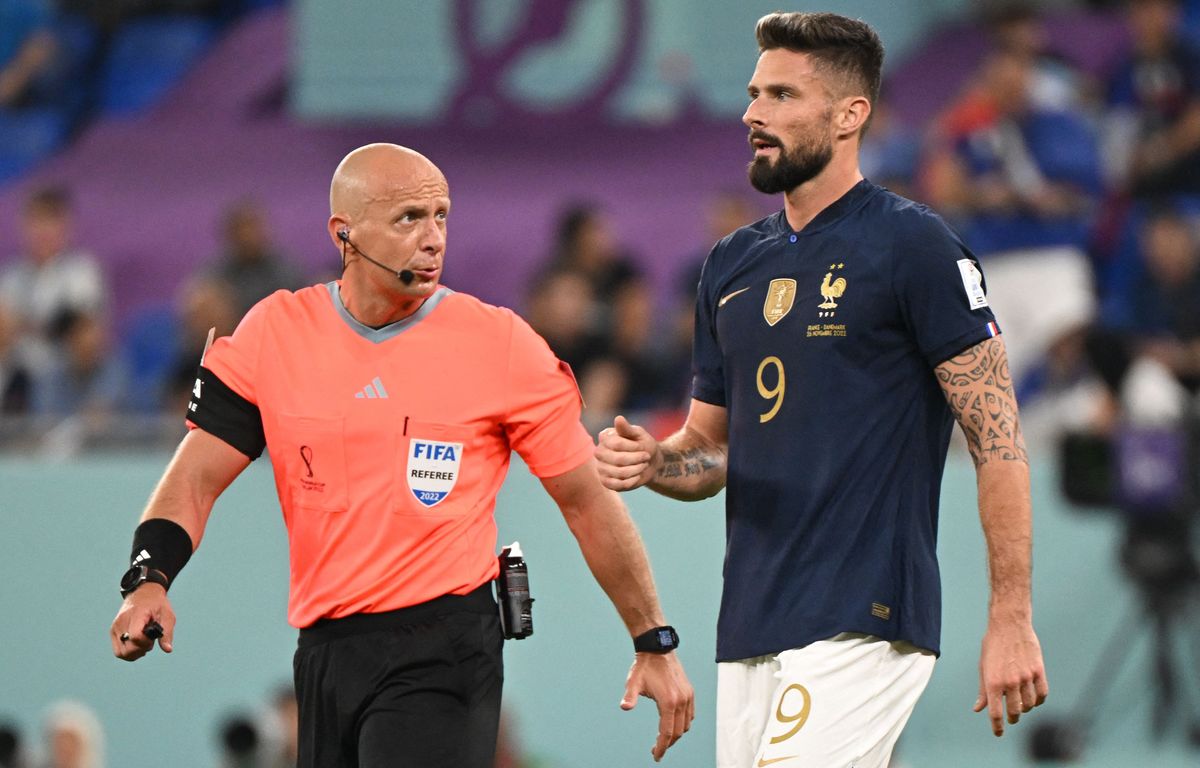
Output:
[130, 518, 194, 587]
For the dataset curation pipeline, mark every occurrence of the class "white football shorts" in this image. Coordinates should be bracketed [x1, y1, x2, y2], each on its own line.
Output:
[716, 633, 935, 768]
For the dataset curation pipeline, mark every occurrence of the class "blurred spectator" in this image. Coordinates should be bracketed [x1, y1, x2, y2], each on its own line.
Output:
[32, 309, 130, 419]
[493, 711, 525, 768]
[39, 701, 103, 768]
[676, 190, 762, 300]
[0, 301, 33, 415]
[0, 186, 105, 373]
[547, 203, 643, 312]
[261, 685, 297, 768]
[1103, 0, 1200, 195]
[577, 356, 629, 435]
[923, 48, 1101, 389]
[859, 101, 922, 199]
[0, 0, 57, 109]
[202, 199, 305, 320]
[0, 720, 24, 768]
[986, 2, 1091, 112]
[523, 269, 607, 379]
[216, 714, 260, 768]
[610, 281, 685, 412]
[1090, 207, 1200, 392]
[163, 274, 239, 413]
[673, 191, 762, 395]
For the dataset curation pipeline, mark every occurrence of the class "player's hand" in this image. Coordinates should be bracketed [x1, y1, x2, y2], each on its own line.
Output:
[974, 617, 1048, 736]
[110, 584, 176, 661]
[595, 415, 660, 492]
[621, 651, 695, 762]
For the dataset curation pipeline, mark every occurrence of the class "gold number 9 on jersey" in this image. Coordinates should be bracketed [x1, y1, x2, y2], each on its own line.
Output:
[757, 356, 785, 423]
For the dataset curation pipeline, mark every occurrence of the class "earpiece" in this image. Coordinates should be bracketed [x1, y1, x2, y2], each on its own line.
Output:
[337, 228, 350, 242]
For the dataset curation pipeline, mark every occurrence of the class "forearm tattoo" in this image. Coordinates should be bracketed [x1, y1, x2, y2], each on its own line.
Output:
[657, 446, 722, 480]
[935, 337, 1029, 467]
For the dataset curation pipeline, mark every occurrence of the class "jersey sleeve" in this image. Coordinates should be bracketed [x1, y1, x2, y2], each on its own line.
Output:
[503, 312, 594, 478]
[893, 212, 1000, 367]
[184, 296, 270, 459]
[691, 245, 726, 406]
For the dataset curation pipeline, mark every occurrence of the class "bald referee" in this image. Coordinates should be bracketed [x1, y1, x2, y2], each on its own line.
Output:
[596, 12, 1047, 768]
[110, 143, 694, 767]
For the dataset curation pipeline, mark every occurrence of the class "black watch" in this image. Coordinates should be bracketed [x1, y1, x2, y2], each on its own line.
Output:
[634, 625, 680, 654]
[120, 565, 169, 598]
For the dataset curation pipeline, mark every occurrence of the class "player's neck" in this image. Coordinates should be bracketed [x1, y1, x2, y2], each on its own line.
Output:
[781, 151, 863, 233]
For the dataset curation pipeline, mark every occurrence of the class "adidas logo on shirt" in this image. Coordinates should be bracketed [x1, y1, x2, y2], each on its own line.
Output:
[132, 549, 151, 565]
[354, 377, 389, 399]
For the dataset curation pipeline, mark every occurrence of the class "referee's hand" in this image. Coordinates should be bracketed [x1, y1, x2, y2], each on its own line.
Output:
[110, 584, 176, 661]
[595, 416, 660, 492]
[621, 651, 695, 762]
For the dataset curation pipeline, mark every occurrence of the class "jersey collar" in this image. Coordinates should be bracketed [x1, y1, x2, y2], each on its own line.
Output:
[325, 281, 454, 344]
[775, 178, 877, 239]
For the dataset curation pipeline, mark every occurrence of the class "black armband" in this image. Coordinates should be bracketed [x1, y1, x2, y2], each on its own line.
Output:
[130, 518, 194, 587]
[188, 365, 266, 459]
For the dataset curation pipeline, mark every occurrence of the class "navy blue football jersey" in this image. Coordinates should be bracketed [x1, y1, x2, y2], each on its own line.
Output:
[692, 180, 999, 661]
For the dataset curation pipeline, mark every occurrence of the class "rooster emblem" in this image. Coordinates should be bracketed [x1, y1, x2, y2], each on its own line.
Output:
[818, 264, 847, 309]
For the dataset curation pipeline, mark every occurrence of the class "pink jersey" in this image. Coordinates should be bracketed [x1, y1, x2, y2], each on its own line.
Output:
[190, 283, 592, 627]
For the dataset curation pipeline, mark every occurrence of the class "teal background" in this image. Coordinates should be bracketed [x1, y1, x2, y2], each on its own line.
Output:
[293, 0, 973, 122]
[1, 452, 1199, 765]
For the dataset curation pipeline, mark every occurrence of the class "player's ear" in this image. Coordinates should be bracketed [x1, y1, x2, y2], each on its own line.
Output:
[836, 96, 870, 140]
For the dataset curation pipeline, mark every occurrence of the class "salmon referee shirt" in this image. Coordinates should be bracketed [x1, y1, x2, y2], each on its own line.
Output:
[186, 282, 593, 628]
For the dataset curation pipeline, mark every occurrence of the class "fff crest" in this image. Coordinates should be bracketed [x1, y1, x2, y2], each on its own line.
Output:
[763, 278, 797, 326]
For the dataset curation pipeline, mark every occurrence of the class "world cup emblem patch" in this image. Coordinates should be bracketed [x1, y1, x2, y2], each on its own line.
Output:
[407, 439, 463, 507]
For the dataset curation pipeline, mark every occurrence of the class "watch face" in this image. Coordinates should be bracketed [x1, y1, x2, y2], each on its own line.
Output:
[657, 629, 676, 648]
[120, 566, 144, 592]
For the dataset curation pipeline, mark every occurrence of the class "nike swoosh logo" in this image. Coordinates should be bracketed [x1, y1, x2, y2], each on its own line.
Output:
[757, 756, 797, 766]
[718, 286, 751, 307]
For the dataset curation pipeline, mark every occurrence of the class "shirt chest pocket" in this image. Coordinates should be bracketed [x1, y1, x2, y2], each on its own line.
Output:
[275, 414, 350, 512]
[397, 421, 476, 515]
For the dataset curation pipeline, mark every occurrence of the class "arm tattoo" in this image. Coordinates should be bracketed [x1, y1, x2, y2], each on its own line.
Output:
[935, 337, 1029, 467]
[657, 446, 722, 480]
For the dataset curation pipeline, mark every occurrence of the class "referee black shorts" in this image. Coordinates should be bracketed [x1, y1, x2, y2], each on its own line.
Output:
[294, 583, 504, 768]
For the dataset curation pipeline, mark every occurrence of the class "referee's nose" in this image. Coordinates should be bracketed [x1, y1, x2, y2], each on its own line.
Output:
[419, 216, 446, 256]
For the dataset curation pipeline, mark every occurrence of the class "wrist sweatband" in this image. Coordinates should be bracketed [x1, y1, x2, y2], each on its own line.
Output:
[129, 518, 194, 588]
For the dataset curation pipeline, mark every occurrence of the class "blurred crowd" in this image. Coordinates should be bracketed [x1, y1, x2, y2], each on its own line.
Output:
[0, 687, 294, 768]
[0, 688, 540, 768]
[1, 0, 1200, 454]
[0, 183, 307, 454]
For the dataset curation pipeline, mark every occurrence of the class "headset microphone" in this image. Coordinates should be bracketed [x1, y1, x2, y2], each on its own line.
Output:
[337, 229, 415, 285]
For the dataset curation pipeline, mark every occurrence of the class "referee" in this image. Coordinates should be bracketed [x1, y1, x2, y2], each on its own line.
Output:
[110, 144, 694, 767]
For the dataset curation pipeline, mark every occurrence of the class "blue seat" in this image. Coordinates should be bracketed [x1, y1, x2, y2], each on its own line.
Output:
[98, 16, 219, 116]
[28, 14, 100, 117]
[0, 108, 70, 184]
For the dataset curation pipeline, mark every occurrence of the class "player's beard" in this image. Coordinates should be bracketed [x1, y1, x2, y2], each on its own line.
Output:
[747, 129, 834, 195]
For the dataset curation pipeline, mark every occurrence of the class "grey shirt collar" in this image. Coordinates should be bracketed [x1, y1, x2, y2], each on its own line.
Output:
[325, 281, 453, 343]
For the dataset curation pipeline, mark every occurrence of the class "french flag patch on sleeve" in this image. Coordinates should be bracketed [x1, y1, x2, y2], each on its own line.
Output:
[985, 321, 1000, 337]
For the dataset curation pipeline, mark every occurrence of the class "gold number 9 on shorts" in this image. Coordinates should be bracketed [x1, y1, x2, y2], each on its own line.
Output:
[769, 683, 812, 743]
[757, 356, 785, 423]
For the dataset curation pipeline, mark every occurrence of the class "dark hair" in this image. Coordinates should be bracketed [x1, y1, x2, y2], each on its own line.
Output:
[755, 12, 884, 107]
[24, 185, 72, 216]
[552, 202, 602, 264]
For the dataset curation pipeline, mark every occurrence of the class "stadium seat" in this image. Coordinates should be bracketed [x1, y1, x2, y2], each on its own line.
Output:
[0, 109, 70, 184]
[98, 17, 219, 117]
[35, 14, 101, 118]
